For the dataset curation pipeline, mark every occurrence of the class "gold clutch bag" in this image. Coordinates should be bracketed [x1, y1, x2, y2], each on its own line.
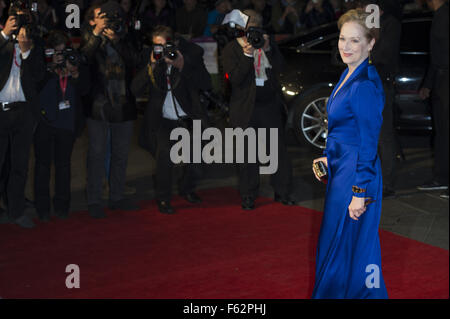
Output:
[313, 161, 328, 183]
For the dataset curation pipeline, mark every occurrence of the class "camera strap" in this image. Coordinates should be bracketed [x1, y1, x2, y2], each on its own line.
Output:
[255, 49, 262, 78]
[59, 73, 68, 101]
[12, 46, 21, 67]
[147, 63, 156, 87]
[167, 73, 181, 120]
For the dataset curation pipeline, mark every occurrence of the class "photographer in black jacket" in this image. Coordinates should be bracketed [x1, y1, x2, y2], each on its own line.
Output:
[131, 25, 212, 214]
[33, 30, 90, 221]
[0, 3, 45, 228]
[80, 0, 142, 218]
[221, 9, 294, 210]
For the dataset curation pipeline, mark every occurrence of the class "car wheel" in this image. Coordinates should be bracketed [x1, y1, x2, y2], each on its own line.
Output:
[292, 87, 332, 150]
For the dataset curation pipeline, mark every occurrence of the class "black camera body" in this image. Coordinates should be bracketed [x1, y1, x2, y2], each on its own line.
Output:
[153, 42, 179, 61]
[163, 42, 178, 60]
[246, 27, 266, 49]
[213, 24, 245, 49]
[9, 0, 35, 30]
[62, 47, 83, 67]
[100, 0, 125, 37]
[8, 0, 39, 37]
[45, 47, 84, 68]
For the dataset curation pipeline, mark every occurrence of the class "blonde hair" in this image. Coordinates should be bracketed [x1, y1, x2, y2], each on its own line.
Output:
[337, 9, 379, 42]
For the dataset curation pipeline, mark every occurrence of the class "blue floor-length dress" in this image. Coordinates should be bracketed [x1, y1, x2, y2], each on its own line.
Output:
[312, 58, 388, 299]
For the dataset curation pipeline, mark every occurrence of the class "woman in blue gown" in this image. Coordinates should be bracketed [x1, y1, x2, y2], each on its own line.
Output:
[311, 9, 388, 299]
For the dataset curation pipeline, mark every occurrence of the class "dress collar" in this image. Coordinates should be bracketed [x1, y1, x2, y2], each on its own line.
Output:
[330, 58, 370, 101]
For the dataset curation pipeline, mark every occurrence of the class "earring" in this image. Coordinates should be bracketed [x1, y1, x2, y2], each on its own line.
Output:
[368, 50, 372, 64]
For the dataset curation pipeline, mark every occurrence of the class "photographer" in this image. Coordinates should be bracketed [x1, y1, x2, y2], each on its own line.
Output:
[33, 30, 90, 221]
[0, 4, 45, 228]
[80, 0, 142, 219]
[221, 9, 294, 210]
[131, 25, 212, 214]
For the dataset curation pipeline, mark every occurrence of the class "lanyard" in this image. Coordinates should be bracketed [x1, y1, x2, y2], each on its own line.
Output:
[59, 73, 68, 100]
[255, 49, 262, 77]
[13, 47, 21, 68]
[166, 67, 182, 119]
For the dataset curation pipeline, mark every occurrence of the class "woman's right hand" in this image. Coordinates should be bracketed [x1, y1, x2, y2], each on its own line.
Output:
[312, 157, 328, 181]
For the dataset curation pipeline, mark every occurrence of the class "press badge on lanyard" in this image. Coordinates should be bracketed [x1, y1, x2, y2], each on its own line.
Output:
[58, 74, 70, 110]
[254, 49, 265, 87]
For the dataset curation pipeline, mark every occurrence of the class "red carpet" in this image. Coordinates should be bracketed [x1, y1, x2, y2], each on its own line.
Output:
[0, 187, 448, 299]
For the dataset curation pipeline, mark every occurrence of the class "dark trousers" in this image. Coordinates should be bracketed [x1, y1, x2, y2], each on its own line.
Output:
[33, 122, 75, 217]
[86, 118, 134, 205]
[0, 142, 10, 206]
[154, 118, 201, 202]
[378, 80, 398, 190]
[0, 107, 36, 220]
[238, 104, 293, 199]
[431, 69, 449, 185]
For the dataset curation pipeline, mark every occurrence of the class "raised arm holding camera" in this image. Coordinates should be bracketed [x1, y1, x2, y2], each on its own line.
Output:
[80, 0, 142, 219]
[33, 30, 90, 222]
[131, 25, 212, 215]
[221, 9, 294, 210]
[0, 1, 45, 228]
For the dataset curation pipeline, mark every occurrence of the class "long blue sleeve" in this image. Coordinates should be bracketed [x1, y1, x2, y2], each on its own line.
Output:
[350, 80, 384, 198]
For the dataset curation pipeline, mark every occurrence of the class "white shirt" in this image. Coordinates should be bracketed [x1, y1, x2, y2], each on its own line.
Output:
[0, 32, 31, 103]
[162, 65, 187, 120]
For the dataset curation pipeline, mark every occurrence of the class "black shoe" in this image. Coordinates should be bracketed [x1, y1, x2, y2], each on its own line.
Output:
[182, 192, 202, 204]
[417, 181, 449, 191]
[241, 196, 255, 210]
[108, 199, 140, 211]
[274, 193, 297, 206]
[157, 200, 175, 214]
[383, 188, 396, 199]
[13, 215, 35, 228]
[88, 204, 106, 219]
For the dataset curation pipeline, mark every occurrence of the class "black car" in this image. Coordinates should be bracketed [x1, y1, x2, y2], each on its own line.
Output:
[277, 11, 433, 150]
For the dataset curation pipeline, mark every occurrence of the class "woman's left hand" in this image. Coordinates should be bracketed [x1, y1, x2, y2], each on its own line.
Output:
[348, 196, 366, 221]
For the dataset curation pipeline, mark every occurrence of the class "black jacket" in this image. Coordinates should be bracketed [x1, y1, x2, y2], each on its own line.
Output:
[221, 38, 286, 128]
[372, 13, 402, 80]
[0, 33, 46, 118]
[80, 25, 141, 122]
[38, 65, 91, 137]
[423, 2, 449, 89]
[131, 37, 212, 154]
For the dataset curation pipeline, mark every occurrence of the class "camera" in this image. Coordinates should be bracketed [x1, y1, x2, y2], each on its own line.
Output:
[246, 27, 266, 49]
[45, 47, 84, 68]
[100, 0, 125, 37]
[9, 0, 38, 36]
[163, 42, 178, 60]
[213, 23, 245, 49]
[153, 42, 179, 61]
